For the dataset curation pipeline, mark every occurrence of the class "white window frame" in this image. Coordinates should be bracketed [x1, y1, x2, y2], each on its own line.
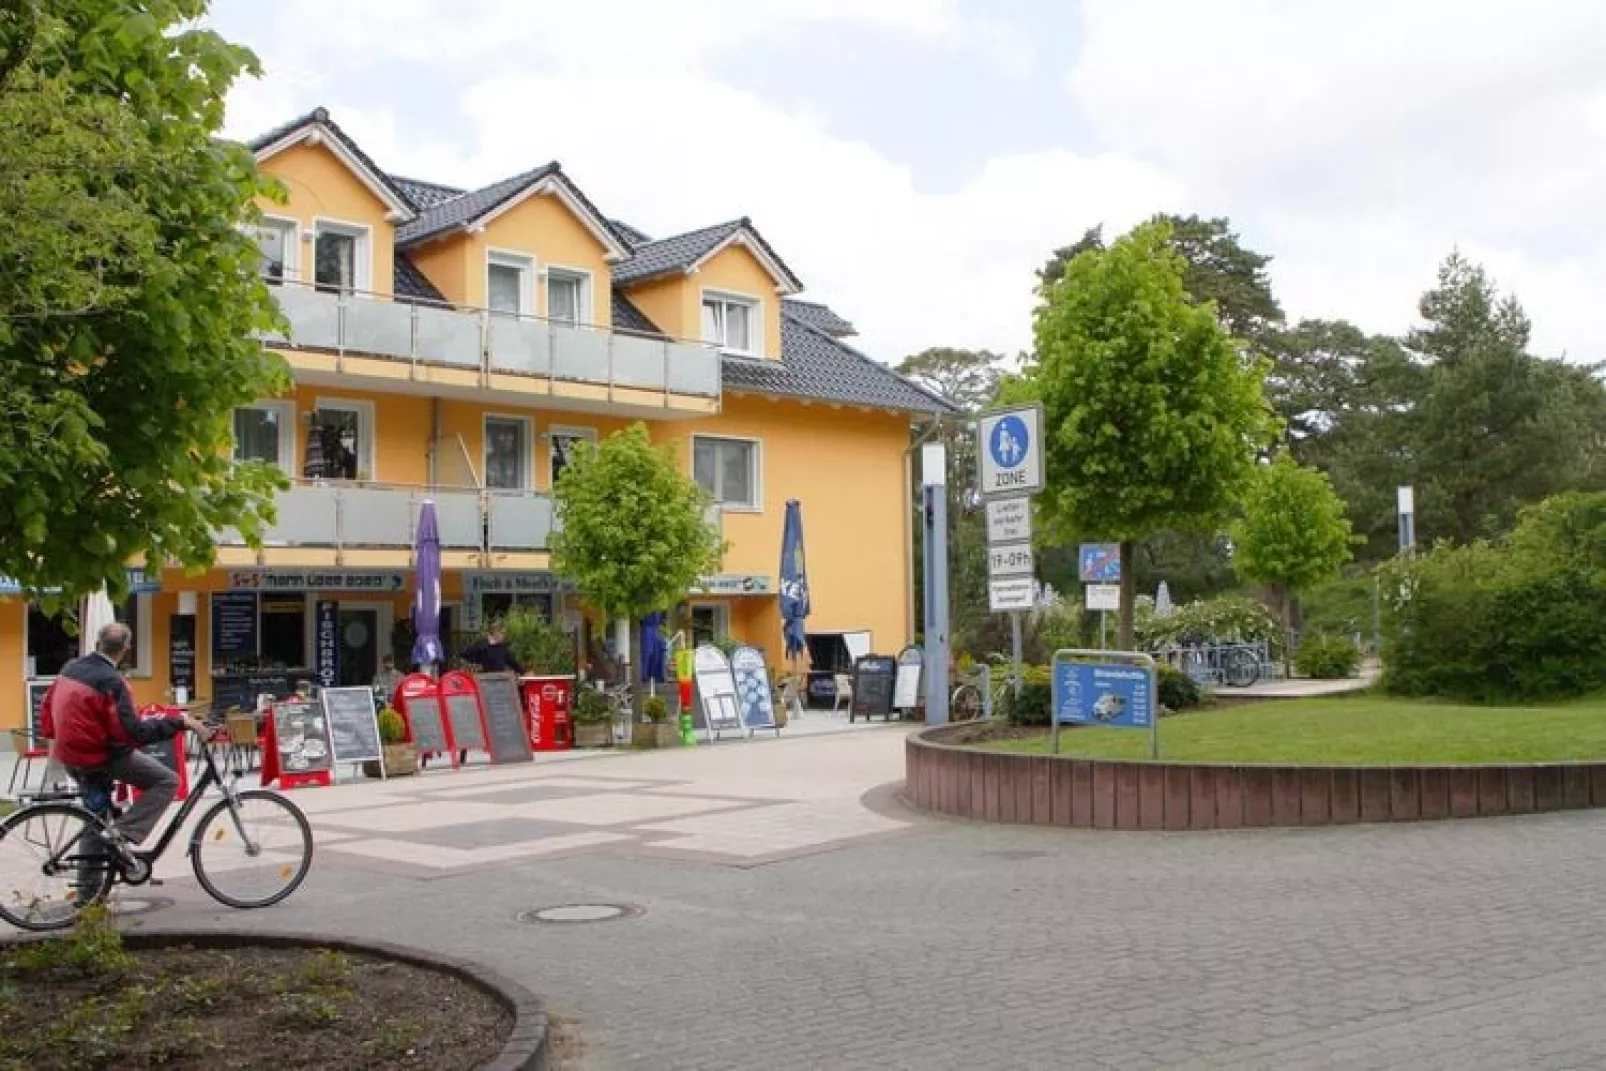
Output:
[486, 249, 536, 317]
[310, 217, 374, 295]
[313, 397, 377, 482]
[543, 264, 594, 326]
[483, 413, 534, 491]
[691, 434, 763, 513]
[700, 289, 763, 356]
[232, 400, 297, 475]
[546, 425, 597, 490]
[255, 215, 301, 285]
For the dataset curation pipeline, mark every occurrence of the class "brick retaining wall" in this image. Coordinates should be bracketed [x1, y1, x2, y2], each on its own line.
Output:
[906, 727, 1606, 830]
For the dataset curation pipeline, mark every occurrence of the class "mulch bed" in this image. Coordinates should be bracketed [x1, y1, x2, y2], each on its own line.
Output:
[0, 938, 512, 1070]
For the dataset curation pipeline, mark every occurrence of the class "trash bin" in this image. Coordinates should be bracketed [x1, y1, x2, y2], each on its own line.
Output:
[521, 676, 574, 752]
[850, 655, 897, 723]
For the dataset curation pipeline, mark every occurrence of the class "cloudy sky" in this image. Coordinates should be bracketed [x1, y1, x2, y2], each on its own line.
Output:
[212, 0, 1606, 364]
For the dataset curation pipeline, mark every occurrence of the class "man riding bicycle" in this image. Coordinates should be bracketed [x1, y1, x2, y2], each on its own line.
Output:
[39, 622, 208, 873]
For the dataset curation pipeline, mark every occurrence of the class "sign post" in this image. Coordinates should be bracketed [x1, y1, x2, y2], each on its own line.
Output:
[922, 441, 951, 724]
[977, 404, 1046, 706]
[1397, 486, 1415, 554]
[1050, 649, 1159, 759]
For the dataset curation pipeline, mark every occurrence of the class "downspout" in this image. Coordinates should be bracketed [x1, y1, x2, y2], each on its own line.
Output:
[904, 415, 947, 643]
[427, 397, 441, 487]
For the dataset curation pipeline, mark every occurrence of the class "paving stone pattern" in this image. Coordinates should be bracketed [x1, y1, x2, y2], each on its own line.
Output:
[36, 727, 1606, 1069]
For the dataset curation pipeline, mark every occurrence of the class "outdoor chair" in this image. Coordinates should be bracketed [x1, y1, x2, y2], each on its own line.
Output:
[6, 729, 50, 798]
[225, 714, 261, 773]
[832, 673, 854, 716]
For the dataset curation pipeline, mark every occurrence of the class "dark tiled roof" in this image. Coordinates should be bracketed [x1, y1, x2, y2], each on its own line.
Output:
[719, 308, 956, 415]
[781, 298, 856, 338]
[613, 217, 803, 292]
[611, 293, 665, 337]
[395, 165, 559, 246]
[391, 175, 465, 209]
[395, 254, 448, 305]
[247, 107, 416, 217]
[611, 219, 653, 248]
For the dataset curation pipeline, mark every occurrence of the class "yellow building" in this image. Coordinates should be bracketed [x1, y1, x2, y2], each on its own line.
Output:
[0, 107, 953, 729]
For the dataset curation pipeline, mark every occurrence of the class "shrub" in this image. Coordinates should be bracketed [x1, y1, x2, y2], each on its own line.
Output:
[501, 605, 575, 674]
[572, 687, 613, 724]
[640, 695, 668, 723]
[1156, 664, 1201, 711]
[1000, 665, 1054, 726]
[376, 707, 407, 745]
[1294, 635, 1361, 679]
[1135, 595, 1283, 657]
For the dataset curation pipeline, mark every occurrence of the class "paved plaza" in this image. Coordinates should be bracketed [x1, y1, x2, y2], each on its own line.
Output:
[9, 719, 1606, 1069]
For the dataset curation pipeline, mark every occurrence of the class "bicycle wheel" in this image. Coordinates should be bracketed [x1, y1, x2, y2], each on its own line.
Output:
[1223, 648, 1259, 688]
[950, 685, 983, 722]
[190, 790, 313, 910]
[0, 803, 115, 931]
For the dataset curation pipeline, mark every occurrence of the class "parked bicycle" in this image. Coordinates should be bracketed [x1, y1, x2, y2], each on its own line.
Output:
[1160, 642, 1268, 689]
[950, 664, 1010, 722]
[0, 721, 314, 932]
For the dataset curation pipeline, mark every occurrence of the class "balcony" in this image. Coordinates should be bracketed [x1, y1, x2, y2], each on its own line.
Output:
[258, 282, 722, 417]
[216, 482, 554, 559]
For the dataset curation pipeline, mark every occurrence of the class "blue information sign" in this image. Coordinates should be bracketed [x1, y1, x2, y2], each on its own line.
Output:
[1078, 543, 1121, 583]
[1053, 660, 1155, 729]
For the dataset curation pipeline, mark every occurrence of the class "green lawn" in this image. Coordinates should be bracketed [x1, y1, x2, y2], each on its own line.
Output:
[983, 694, 1606, 765]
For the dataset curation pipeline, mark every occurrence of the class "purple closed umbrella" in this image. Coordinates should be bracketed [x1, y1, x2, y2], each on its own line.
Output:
[412, 500, 444, 673]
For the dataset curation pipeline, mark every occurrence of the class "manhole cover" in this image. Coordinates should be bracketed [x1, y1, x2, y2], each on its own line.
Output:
[518, 903, 642, 925]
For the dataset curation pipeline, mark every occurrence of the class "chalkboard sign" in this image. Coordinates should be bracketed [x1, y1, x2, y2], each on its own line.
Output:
[209, 672, 292, 717]
[440, 671, 487, 753]
[477, 673, 533, 764]
[169, 616, 197, 697]
[397, 675, 450, 753]
[730, 646, 778, 732]
[272, 698, 334, 776]
[851, 655, 897, 722]
[321, 686, 382, 766]
[212, 592, 258, 656]
[693, 645, 743, 739]
[25, 679, 52, 746]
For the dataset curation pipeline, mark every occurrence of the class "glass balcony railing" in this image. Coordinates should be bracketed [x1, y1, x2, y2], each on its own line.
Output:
[258, 281, 722, 401]
[217, 481, 554, 553]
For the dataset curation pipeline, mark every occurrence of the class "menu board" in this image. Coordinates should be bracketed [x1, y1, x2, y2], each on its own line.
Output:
[25, 679, 52, 746]
[210, 672, 292, 716]
[399, 683, 450, 753]
[444, 692, 486, 752]
[321, 686, 382, 766]
[894, 645, 924, 711]
[730, 646, 777, 732]
[477, 673, 533, 764]
[272, 698, 334, 776]
[693, 645, 743, 739]
[211, 592, 258, 656]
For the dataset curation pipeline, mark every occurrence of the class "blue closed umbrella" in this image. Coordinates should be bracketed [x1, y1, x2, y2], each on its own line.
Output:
[640, 612, 667, 684]
[780, 499, 809, 661]
[412, 500, 444, 673]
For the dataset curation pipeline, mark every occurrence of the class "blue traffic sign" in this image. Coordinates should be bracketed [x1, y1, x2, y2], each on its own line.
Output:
[1078, 543, 1121, 583]
[1052, 660, 1154, 729]
[989, 415, 1029, 471]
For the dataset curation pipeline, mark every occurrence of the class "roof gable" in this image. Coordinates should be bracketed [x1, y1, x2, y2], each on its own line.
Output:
[395, 167, 632, 259]
[249, 107, 416, 221]
[614, 218, 803, 293]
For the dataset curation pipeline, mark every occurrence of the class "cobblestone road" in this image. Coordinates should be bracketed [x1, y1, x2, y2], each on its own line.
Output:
[79, 727, 1606, 1069]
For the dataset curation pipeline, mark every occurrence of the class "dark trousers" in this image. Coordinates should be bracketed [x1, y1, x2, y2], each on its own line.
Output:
[68, 749, 177, 844]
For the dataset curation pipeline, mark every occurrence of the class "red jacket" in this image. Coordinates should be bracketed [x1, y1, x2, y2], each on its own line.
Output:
[40, 653, 182, 769]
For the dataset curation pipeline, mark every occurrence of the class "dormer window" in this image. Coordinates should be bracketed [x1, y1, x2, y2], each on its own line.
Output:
[487, 252, 534, 317]
[546, 268, 591, 326]
[702, 292, 758, 354]
[254, 219, 297, 285]
[313, 221, 371, 295]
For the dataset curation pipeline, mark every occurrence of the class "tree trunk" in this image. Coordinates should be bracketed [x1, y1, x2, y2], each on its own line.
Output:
[1118, 539, 1136, 650]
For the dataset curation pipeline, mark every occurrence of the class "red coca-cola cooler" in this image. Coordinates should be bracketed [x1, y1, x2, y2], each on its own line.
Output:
[521, 676, 574, 752]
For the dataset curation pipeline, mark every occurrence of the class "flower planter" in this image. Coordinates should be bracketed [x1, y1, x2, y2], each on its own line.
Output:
[363, 742, 418, 778]
[573, 723, 614, 748]
[633, 722, 679, 749]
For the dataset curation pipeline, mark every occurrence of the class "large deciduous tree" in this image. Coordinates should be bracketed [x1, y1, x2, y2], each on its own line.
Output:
[1230, 451, 1354, 671]
[550, 424, 725, 674]
[0, 0, 288, 601]
[1023, 220, 1276, 647]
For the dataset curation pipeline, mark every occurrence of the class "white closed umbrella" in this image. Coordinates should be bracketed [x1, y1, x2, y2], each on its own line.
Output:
[79, 588, 118, 656]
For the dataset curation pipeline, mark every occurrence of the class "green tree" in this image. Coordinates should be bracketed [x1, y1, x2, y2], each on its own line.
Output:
[0, 0, 288, 601]
[1021, 220, 1276, 647]
[1230, 451, 1354, 671]
[550, 423, 725, 675]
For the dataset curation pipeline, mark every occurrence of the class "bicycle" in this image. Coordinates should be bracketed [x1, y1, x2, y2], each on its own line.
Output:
[950, 665, 1010, 722]
[602, 681, 634, 741]
[0, 722, 314, 932]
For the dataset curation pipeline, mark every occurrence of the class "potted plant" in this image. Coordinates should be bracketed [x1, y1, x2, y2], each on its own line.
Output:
[503, 604, 577, 675]
[636, 694, 678, 749]
[572, 687, 614, 748]
[363, 706, 417, 778]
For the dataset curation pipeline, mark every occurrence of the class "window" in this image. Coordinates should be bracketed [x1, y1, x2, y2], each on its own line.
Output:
[546, 268, 590, 326]
[312, 400, 373, 481]
[690, 604, 729, 649]
[115, 595, 152, 677]
[548, 427, 596, 489]
[702, 293, 757, 353]
[255, 219, 296, 284]
[313, 222, 369, 294]
[487, 252, 533, 317]
[693, 436, 759, 510]
[484, 416, 530, 490]
[25, 596, 150, 678]
[233, 403, 293, 471]
[258, 594, 307, 669]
